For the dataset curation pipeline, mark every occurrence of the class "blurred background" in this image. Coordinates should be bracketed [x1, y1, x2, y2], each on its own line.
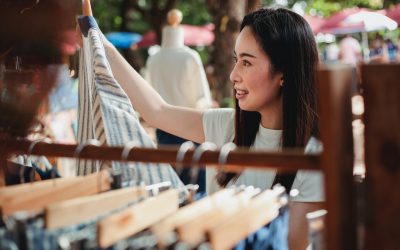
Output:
[1, 0, 398, 175]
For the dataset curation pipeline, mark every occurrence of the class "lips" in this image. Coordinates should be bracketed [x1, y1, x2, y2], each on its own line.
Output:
[235, 88, 249, 99]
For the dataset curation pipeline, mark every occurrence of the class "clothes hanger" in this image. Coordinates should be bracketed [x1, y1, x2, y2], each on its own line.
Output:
[0, 139, 84, 198]
[177, 185, 260, 248]
[175, 141, 195, 181]
[45, 182, 147, 230]
[151, 142, 235, 248]
[207, 185, 287, 250]
[0, 169, 111, 216]
[44, 141, 147, 230]
[176, 143, 262, 247]
[189, 142, 217, 188]
[20, 0, 40, 14]
[97, 183, 180, 248]
[0, 140, 112, 216]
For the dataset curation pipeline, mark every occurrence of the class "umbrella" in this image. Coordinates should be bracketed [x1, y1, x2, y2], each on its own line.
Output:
[320, 9, 398, 61]
[105, 32, 142, 49]
[320, 8, 397, 34]
[137, 24, 215, 47]
[320, 7, 365, 34]
[303, 14, 326, 34]
[384, 3, 400, 25]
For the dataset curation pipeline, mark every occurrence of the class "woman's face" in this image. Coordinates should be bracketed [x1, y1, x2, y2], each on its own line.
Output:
[230, 26, 282, 113]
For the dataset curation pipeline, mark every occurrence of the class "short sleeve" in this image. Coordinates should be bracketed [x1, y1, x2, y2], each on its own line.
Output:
[291, 137, 325, 202]
[202, 108, 235, 147]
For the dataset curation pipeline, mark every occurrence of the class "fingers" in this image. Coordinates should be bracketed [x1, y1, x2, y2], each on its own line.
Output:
[82, 0, 93, 16]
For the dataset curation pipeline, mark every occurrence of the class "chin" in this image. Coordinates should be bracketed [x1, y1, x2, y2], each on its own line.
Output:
[238, 102, 257, 112]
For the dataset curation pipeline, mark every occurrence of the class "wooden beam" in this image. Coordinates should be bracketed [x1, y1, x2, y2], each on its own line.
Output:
[317, 64, 356, 250]
[363, 64, 400, 250]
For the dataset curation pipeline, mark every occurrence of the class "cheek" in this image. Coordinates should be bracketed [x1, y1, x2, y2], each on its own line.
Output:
[252, 75, 281, 100]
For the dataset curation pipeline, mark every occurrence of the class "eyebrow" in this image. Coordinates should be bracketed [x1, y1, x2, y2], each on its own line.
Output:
[233, 51, 257, 58]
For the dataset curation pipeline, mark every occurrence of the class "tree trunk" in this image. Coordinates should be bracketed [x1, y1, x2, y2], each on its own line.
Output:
[206, 0, 245, 105]
[246, 0, 262, 13]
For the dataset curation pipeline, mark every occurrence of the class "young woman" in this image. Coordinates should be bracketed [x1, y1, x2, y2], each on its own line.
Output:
[81, 2, 324, 248]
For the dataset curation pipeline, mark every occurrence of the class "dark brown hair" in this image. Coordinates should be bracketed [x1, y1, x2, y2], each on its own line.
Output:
[217, 8, 319, 187]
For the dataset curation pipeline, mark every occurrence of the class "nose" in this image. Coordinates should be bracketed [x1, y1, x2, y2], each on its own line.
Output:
[230, 63, 241, 85]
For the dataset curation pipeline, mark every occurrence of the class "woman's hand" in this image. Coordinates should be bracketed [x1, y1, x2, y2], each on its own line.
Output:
[82, 0, 93, 16]
[75, 0, 93, 49]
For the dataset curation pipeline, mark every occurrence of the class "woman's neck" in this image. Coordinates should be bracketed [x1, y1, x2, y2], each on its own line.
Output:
[161, 26, 184, 48]
[259, 100, 283, 130]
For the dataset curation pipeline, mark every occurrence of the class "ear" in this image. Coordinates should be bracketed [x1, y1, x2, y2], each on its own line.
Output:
[274, 71, 284, 87]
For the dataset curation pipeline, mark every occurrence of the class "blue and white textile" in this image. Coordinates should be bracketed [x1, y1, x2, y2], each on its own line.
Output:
[77, 16, 183, 189]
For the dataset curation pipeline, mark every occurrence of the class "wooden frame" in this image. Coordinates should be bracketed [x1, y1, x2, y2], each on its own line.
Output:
[0, 65, 357, 249]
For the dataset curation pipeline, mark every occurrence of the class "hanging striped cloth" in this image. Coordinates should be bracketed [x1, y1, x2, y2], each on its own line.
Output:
[77, 16, 184, 189]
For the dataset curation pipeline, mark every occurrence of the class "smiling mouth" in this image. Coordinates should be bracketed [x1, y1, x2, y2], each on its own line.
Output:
[235, 89, 249, 99]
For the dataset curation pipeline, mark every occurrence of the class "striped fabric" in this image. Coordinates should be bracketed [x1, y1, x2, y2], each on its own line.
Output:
[77, 16, 184, 189]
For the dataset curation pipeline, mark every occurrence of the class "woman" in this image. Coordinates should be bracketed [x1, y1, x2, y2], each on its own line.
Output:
[80, 2, 324, 249]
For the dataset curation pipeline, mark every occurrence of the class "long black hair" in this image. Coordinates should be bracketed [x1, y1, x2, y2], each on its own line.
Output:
[217, 8, 319, 187]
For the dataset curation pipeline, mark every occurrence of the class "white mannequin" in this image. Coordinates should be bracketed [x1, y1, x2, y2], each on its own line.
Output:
[146, 9, 212, 109]
[145, 9, 212, 192]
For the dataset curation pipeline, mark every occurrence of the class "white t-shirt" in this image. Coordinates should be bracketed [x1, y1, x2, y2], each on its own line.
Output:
[202, 108, 325, 202]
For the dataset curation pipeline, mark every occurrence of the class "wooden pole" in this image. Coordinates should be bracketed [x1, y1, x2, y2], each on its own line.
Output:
[318, 64, 357, 250]
[0, 139, 320, 173]
[363, 64, 400, 250]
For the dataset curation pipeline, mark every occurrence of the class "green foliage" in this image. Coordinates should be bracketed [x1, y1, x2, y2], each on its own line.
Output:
[178, 0, 212, 25]
[306, 0, 342, 16]
[92, 0, 123, 32]
[92, 0, 212, 33]
[306, 0, 400, 16]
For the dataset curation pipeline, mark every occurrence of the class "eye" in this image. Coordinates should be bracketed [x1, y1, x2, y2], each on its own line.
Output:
[243, 60, 251, 67]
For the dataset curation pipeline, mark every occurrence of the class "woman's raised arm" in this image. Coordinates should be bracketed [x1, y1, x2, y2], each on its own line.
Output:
[80, 0, 206, 144]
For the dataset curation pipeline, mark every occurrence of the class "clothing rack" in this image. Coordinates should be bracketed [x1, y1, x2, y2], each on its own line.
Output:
[0, 65, 356, 250]
[362, 64, 400, 250]
[0, 139, 320, 170]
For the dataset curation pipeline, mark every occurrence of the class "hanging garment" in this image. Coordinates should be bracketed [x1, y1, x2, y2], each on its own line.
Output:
[0, 189, 148, 250]
[233, 206, 289, 250]
[77, 16, 183, 189]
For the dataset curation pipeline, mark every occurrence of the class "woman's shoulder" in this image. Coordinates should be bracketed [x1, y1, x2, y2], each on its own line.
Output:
[291, 136, 324, 202]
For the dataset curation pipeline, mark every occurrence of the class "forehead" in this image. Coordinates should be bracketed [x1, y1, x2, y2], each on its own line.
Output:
[234, 26, 264, 55]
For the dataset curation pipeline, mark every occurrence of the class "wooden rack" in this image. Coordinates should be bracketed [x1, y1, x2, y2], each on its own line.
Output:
[0, 65, 357, 250]
[362, 64, 400, 250]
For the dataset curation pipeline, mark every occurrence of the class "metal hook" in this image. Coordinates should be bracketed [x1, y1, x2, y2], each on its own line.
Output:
[20, 0, 40, 14]
[121, 141, 139, 187]
[19, 164, 27, 184]
[14, 56, 21, 71]
[27, 138, 51, 156]
[74, 139, 101, 190]
[191, 142, 217, 185]
[218, 142, 237, 174]
[74, 139, 101, 160]
[121, 141, 138, 161]
[175, 141, 195, 176]
[26, 138, 51, 182]
[145, 181, 172, 197]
